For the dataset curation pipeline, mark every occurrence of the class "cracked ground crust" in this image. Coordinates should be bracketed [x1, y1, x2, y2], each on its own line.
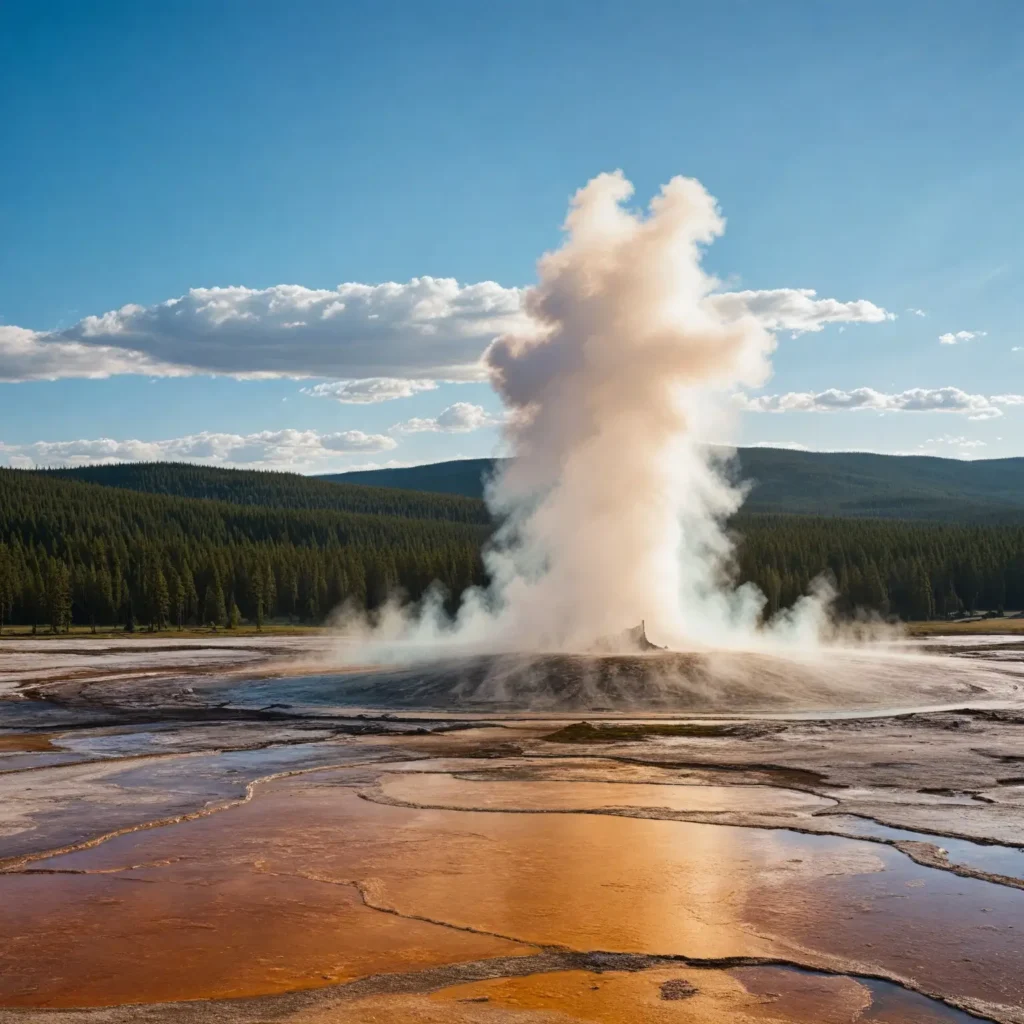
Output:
[2, 637, 1024, 1023]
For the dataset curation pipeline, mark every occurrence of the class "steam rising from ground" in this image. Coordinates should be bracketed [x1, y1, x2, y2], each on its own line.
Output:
[346, 172, 865, 661]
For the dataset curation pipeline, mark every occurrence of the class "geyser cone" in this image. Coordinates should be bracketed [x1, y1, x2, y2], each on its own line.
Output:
[319, 646, 1024, 714]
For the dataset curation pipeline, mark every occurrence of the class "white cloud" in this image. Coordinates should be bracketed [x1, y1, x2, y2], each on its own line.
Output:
[924, 435, 987, 449]
[0, 280, 894, 383]
[0, 428, 397, 471]
[738, 386, 1021, 420]
[709, 288, 894, 334]
[907, 308, 927, 316]
[391, 402, 503, 434]
[1012, 346, 1021, 352]
[0, 325, 182, 382]
[938, 330, 987, 345]
[746, 441, 811, 451]
[38, 279, 524, 383]
[301, 378, 440, 403]
[331, 458, 418, 473]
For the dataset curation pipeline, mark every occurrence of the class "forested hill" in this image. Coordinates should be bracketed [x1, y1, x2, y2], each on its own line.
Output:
[43, 462, 488, 525]
[1, 465, 1022, 632]
[0, 468, 487, 630]
[326, 450, 1024, 523]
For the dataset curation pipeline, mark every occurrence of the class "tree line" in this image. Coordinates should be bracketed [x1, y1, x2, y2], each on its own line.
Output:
[737, 514, 1024, 621]
[1, 468, 1022, 632]
[0, 469, 484, 632]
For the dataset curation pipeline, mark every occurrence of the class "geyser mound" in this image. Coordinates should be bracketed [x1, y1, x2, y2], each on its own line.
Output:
[323, 647, 1023, 714]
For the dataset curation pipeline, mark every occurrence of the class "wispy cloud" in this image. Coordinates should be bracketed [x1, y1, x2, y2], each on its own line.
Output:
[746, 440, 811, 451]
[710, 288, 894, 334]
[907, 308, 927, 317]
[0, 429, 397, 471]
[939, 329, 987, 345]
[924, 434, 987, 449]
[738, 386, 1021, 420]
[301, 378, 440, 403]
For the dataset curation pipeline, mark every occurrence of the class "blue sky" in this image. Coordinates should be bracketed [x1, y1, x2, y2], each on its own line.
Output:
[1, 0, 1022, 470]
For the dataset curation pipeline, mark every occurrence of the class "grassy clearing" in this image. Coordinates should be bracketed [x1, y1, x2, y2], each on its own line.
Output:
[906, 617, 1024, 636]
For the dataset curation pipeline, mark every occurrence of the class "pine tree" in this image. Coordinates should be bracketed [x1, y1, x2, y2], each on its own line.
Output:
[44, 560, 72, 634]
[0, 546, 17, 635]
[203, 572, 227, 627]
[167, 566, 185, 630]
[144, 561, 170, 631]
[863, 561, 889, 615]
[262, 559, 277, 621]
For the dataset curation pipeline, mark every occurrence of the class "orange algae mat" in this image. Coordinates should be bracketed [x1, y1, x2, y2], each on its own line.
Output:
[1, 767, 1022, 1015]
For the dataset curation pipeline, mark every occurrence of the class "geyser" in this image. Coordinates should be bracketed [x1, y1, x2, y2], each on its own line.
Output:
[354, 170, 834, 660]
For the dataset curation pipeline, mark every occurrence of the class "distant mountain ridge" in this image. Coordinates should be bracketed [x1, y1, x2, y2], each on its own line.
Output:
[42, 462, 489, 525]
[322, 449, 1024, 523]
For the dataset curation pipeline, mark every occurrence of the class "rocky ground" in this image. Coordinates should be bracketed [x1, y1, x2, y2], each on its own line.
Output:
[2, 635, 1024, 1023]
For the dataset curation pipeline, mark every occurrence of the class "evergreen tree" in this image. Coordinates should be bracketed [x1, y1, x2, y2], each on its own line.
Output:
[143, 561, 170, 631]
[203, 573, 227, 627]
[44, 560, 72, 634]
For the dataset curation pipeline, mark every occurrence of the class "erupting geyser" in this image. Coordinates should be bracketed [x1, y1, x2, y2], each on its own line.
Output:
[314, 172, 1024, 714]
[353, 170, 834, 660]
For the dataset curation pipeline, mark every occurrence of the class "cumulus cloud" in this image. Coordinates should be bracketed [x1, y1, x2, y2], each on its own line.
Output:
[738, 386, 1021, 420]
[709, 288, 894, 334]
[0, 326, 182, 382]
[391, 402, 503, 434]
[301, 378, 439, 403]
[0, 278, 895, 383]
[0, 428, 397, 471]
[25, 279, 525, 383]
[939, 330, 986, 345]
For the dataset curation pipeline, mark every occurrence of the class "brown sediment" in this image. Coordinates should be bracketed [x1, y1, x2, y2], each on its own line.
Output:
[0, 956, 991, 1024]
[0, 733, 55, 752]
[361, 768, 1024, 895]
[369, 771, 836, 817]
[331, 967, 871, 1023]
[0, 866, 530, 1007]
[541, 721, 778, 742]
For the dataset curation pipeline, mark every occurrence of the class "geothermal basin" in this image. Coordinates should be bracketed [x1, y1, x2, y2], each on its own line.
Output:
[3, 634, 1024, 1023]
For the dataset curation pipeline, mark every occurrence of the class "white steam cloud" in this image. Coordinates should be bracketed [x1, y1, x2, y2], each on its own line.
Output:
[361, 171, 837, 656]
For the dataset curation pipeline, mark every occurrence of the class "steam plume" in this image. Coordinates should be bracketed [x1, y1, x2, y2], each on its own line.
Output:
[363, 172, 835, 654]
